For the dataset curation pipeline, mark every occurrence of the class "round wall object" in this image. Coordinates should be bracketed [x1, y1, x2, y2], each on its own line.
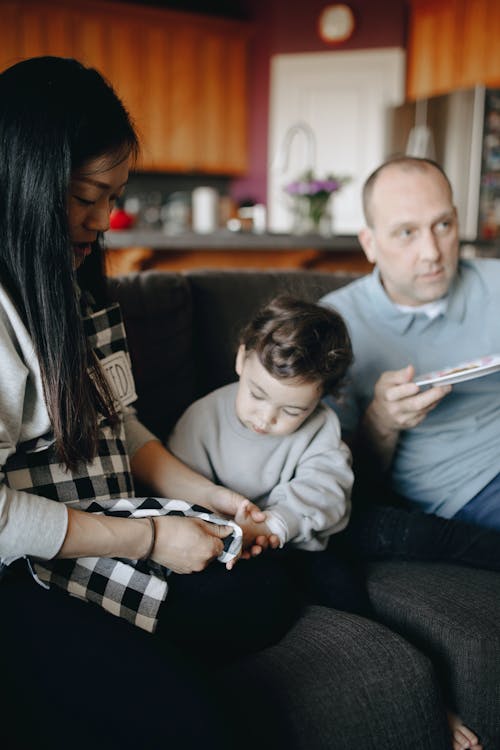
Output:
[318, 4, 355, 44]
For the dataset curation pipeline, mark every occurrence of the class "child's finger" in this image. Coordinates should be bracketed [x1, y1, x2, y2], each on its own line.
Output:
[254, 534, 269, 549]
[249, 507, 266, 522]
[269, 534, 281, 549]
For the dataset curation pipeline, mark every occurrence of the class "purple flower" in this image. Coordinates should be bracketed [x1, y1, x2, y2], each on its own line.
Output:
[284, 170, 347, 197]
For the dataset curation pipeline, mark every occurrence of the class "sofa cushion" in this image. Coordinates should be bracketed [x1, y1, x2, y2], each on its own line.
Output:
[225, 604, 450, 750]
[367, 560, 500, 747]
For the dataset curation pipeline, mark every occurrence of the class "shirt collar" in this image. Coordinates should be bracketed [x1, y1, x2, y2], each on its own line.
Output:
[369, 266, 465, 334]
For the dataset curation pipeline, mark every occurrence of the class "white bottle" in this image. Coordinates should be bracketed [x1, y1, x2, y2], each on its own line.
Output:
[192, 186, 219, 234]
[252, 204, 267, 234]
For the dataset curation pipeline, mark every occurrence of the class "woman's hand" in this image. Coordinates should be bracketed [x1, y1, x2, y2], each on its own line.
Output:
[151, 515, 233, 574]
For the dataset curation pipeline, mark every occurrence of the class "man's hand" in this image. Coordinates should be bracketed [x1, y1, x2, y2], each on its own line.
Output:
[370, 364, 451, 432]
[362, 364, 451, 469]
[151, 515, 233, 574]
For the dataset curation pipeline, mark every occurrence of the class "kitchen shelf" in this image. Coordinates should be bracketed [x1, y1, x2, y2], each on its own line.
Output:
[104, 229, 362, 251]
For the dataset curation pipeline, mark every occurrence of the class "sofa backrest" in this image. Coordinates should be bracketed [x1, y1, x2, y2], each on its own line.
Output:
[107, 271, 195, 440]
[108, 269, 360, 440]
[186, 269, 360, 397]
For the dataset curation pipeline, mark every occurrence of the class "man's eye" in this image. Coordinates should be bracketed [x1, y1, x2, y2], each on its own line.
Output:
[435, 220, 451, 234]
[398, 227, 414, 239]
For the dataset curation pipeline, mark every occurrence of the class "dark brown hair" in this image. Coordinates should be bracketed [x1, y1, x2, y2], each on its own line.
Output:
[239, 294, 353, 397]
[362, 155, 453, 227]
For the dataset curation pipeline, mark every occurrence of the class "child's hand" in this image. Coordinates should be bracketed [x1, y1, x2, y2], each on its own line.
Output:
[209, 487, 266, 523]
[225, 507, 281, 570]
[228, 503, 280, 566]
[207, 490, 271, 570]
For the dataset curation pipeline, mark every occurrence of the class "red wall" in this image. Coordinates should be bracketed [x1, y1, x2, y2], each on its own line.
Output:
[231, 0, 408, 205]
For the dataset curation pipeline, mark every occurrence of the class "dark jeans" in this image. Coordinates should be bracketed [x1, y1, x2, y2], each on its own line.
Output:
[281, 546, 373, 616]
[335, 503, 500, 571]
[455, 470, 500, 530]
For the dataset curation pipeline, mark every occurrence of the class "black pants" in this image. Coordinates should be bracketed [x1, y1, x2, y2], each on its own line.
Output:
[158, 552, 303, 661]
[0, 556, 301, 750]
[161, 545, 373, 660]
[280, 546, 373, 616]
[335, 504, 500, 571]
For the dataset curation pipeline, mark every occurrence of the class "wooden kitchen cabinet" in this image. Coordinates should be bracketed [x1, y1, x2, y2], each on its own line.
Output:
[407, 0, 500, 99]
[406, 0, 460, 99]
[460, 0, 500, 90]
[0, 0, 251, 175]
[137, 19, 248, 173]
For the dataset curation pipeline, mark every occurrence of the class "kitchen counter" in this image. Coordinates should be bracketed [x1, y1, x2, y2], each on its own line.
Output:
[104, 229, 362, 251]
[104, 229, 500, 254]
[102, 230, 500, 277]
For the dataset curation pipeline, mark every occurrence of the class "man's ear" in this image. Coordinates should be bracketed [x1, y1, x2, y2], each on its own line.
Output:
[235, 345, 246, 376]
[358, 227, 377, 264]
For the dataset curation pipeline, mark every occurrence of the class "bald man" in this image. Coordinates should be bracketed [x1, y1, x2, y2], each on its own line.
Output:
[322, 156, 500, 531]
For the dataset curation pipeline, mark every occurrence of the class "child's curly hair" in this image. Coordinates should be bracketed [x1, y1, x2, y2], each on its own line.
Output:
[238, 294, 353, 397]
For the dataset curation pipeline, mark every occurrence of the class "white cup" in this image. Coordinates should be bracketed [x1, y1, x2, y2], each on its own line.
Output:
[192, 187, 219, 234]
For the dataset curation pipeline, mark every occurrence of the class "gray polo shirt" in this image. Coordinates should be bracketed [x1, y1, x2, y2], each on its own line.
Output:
[320, 259, 500, 518]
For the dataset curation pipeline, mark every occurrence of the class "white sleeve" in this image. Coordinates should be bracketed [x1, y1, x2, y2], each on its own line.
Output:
[0, 315, 68, 563]
[266, 411, 353, 551]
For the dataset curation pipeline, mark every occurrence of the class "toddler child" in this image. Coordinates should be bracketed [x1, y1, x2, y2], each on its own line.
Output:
[168, 295, 369, 614]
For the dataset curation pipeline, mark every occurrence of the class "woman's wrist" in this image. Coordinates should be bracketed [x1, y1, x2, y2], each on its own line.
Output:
[139, 517, 157, 560]
[58, 509, 159, 561]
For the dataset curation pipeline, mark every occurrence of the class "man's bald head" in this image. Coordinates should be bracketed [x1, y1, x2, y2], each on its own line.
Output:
[362, 156, 453, 228]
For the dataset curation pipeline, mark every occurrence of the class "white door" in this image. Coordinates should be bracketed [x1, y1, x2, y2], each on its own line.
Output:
[268, 48, 405, 234]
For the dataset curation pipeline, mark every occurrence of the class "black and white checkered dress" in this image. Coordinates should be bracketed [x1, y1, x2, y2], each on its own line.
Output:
[4, 302, 241, 632]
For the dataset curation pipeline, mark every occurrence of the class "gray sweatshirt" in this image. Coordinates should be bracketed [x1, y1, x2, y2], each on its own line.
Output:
[0, 283, 155, 563]
[168, 382, 353, 551]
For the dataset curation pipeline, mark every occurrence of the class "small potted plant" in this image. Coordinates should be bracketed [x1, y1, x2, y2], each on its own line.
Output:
[284, 169, 350, 235]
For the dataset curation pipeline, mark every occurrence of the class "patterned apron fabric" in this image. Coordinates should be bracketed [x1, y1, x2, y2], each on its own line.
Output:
[3, 302, 241, 632]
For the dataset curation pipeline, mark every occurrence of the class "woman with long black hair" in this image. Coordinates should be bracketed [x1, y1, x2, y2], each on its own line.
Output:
[0, 55, 303, 749]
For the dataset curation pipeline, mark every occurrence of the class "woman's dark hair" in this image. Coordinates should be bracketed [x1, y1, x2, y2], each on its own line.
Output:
[239, 295, 353, 397]
[0, 56, 139, 469]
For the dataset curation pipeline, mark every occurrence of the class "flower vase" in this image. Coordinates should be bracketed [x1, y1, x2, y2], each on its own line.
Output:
[291, 197, 314, 235]
[317, 203, 334, 237]
[291, 195, 333, 237]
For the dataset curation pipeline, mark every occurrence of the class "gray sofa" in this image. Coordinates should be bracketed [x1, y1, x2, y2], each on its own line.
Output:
[108, 268, 500, 750]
